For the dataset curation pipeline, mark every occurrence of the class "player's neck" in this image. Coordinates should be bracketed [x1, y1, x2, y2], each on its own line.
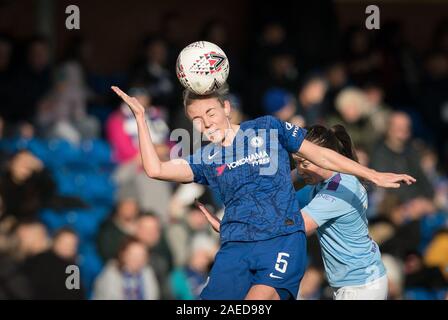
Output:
[221, 124, 240, 147]
[321, 170, 334, 182]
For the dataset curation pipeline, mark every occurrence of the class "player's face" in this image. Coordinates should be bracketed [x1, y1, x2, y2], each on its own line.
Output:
[295, 156, 326, 185]
[186, 98, 231, 144]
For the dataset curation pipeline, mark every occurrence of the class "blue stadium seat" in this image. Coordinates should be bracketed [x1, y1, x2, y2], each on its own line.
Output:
[46, 139, 82, 167]
[77, 241, 105, 299]
[39, 206, 111, 242]
[404, 287, 448, 300]
[80, 139, 113, 165]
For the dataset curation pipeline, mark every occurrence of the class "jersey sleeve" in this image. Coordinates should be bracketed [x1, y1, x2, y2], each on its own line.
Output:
[184, 148, 209, 185]
[302, 188, 352, 226]
[268, 116, 307, 153]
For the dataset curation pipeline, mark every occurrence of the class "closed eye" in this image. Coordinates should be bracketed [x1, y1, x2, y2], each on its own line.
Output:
[300, 161, 310, 168]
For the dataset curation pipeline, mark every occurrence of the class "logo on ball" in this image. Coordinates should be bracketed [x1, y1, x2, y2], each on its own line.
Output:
[176, 41, 230, 95]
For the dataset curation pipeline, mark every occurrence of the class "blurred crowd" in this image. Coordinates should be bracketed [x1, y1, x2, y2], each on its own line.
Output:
[0, 14, 447, 300]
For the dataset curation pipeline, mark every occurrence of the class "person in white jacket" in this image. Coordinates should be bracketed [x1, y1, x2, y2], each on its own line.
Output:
[93, 237, 160, 300]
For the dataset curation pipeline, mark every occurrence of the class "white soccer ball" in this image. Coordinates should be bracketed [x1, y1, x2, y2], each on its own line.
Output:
[176, 41, 230, 95]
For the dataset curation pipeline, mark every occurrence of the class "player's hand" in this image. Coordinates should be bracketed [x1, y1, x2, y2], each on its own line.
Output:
[371, 171, 416, 188]
[195, 199, 221, 233]
[111, 86, 145, 118]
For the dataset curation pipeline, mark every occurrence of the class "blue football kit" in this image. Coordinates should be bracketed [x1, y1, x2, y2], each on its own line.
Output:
[187, 116, 307, 299]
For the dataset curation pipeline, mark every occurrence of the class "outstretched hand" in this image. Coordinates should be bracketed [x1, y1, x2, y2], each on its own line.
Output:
[372, 171, 416, 188]
[111, 86, 145, 118]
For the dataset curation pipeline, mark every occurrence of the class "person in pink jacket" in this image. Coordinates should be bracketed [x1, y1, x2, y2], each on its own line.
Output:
[106, 87, 172, 222]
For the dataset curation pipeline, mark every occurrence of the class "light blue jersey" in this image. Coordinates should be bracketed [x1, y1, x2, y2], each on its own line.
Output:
[302, 173, 386, 288]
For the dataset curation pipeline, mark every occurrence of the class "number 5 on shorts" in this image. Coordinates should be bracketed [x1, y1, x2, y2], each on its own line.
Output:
[275, 252, 290, 273]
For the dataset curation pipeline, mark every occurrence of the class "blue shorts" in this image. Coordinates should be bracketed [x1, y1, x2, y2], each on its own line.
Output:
[200, 231, 307, 300]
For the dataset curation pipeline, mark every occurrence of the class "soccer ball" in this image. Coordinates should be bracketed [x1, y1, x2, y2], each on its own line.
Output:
[176, 41, 230, 95]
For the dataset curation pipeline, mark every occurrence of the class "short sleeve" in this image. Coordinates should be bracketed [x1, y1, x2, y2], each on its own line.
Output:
[302, 189, 352, 226]
[268, 116, 306, 153]
[185, 148, 209, 185]
[295, 185, 313, 209]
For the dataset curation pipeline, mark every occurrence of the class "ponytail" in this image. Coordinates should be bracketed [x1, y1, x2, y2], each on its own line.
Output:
[304, 124, 359, 163]
[330, 125, 358, 163]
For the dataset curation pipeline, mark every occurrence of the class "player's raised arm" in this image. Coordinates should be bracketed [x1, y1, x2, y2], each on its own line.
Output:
[112, 86, 194, 183]
[297, 139, 416, 189]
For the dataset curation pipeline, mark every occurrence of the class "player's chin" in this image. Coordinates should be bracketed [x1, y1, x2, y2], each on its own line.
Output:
[207, 131, 224, 143]
[303, 177, 316, 185]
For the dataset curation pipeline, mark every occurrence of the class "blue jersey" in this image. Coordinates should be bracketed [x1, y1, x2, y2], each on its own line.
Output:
[187, 116, 306, 243]
[302, 173, 386, 287]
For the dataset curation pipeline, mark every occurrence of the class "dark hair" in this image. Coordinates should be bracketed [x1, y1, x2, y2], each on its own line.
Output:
[116, 236, 145, 270]
[183, 83, 230, 115]
[305, 124, 358, 163]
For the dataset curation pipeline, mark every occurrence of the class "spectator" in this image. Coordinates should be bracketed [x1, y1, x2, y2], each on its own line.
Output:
[362, 82, 391, 138]
[251, 22, 290, 78]
[93, 237, 159, 300]
[418, 144, 448, 211]
[35, 61, 100, 144]
[96, 197, 140, 262]
[0, 251, 33, 299]
[251, 50, 299, 118]
[327, 87, 376, 151]
[370, 112, 434, 202]
[323, 62, 350, 115]
[21, 227, 86, 299]
[13, 221, 50, 261]
[343, 26, 381, 86]
[0, 151, 51, 222]
[14, 36, 53, 122]
[129, 37, 178, 114]
[106, 87, 172, 221]
[424, 229, 448, 280]
[135, 213, 174, 299]
[170, 233, 218, 300]
[167, 204, 216, 267]
[403, 251, 447, 295]
[296, 73, 328, 125]
[262, 88, 305, 127]
[378, 194, 447, 260]
[0, 150, 86, 223]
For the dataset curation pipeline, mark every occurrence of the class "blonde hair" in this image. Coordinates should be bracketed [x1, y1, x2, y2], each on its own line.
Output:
[335, 87, 370, 116]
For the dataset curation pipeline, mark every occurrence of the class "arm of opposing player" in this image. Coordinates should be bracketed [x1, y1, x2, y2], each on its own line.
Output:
[297, 140, 416, 188]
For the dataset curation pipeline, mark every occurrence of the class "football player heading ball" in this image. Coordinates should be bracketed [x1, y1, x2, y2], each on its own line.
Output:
[111, 40, 415, 300]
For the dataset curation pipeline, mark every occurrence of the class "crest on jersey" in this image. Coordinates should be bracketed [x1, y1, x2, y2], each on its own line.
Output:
[250, 136, 264, 148]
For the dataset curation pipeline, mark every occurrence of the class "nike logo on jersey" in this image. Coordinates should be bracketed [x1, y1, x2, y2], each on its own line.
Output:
[269, 273, 283, 279]
[208, 151, 220, 160]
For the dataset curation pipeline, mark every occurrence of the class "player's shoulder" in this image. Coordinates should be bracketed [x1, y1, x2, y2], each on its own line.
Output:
[323, 173, 361, 195]
[245, 115, 281, 130]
